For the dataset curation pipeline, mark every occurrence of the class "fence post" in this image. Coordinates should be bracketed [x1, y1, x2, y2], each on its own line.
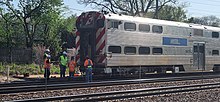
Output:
[7, 66, 10, 83]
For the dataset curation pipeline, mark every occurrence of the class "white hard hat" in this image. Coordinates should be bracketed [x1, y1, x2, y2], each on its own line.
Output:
[46, 49, 50, 52]
[47, 55, 51, 58]
[63, 51, 67, 55]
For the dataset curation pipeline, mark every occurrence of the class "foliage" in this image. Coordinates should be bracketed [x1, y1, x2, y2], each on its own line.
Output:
[0, 0, 77, 55]
[157, 5, 187, 22]
[187, 16, 220, 27]
[61, 15, 77, 33]
[77, 0, 185, 18]
[0, 0, 64, 48]
[0, 63, 60, 75]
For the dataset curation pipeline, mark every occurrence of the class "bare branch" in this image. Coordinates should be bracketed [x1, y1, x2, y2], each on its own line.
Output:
[144, 0, 154, 13]
[78, 0, 185, 18]
[111, 0, 130, 14]
[91, 1, 116, 13]
[1, 1, 23, 21]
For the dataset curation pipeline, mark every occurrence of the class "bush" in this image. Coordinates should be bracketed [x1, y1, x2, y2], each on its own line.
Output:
[0, 63, 61, 75]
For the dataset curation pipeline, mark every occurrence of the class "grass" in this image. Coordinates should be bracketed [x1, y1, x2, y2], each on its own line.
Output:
[0, 62, 62, 76]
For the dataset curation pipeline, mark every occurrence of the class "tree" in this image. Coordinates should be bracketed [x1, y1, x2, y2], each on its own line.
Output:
[60, 15, 77, 48]
[157, 5, 187, 21]
[0, 0, 64, 48]
[0, 10, 16, 48]
[62, 15, 77, 33]
[187, 16, 220, 27]
[77, 0, 179, 17]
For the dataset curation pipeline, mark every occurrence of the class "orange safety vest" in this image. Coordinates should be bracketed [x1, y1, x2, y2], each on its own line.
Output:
[69, 61, 76, 72]
[44, 59, 50, 69]
[84, 59, 93, 68]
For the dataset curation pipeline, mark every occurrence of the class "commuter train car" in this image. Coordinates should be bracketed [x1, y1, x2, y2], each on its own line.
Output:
[75, 11, 220, 74]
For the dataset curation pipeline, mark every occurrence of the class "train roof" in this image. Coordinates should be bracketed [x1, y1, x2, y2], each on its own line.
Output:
[105, 13, 220, 31]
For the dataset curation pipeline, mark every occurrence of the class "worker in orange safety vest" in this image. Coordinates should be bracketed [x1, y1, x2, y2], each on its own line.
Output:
[84, 56, 93, 82]
[68, 56, 76, 78]
[44, 55, 51, 80]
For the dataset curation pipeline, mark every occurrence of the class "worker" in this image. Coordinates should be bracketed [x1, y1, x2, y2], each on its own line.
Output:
[84, 56, 93, 82]
[68, 56, 76, 78]
[59, 51, 68, 78]
[44, 54, 51, 80]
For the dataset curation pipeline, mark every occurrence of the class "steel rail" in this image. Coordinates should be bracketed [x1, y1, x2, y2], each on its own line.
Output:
[1, 74, 220, 94]
[0, 72, 217, 87]
[11, 82, 220, 102]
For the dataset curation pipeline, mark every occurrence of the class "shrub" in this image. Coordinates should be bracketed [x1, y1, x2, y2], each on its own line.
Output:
[0, 63, 61, 75]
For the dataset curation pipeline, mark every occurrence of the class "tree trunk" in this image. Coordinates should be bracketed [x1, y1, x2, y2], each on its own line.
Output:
[154, 0, 159, 19]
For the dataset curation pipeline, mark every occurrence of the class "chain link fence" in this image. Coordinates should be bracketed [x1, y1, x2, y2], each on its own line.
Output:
[0, 48, 32, 64]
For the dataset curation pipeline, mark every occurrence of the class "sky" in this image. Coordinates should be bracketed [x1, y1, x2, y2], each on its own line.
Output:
[63, 0, 220, 18]
[181, 0, 220, 18]
[63, 0, 94, 16]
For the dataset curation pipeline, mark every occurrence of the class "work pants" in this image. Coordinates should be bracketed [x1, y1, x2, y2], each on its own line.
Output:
[44, 68, 50, 79]
[69, 72, 74, 77]
[86, 68, 92, 82]
[60, 65, 66, 78]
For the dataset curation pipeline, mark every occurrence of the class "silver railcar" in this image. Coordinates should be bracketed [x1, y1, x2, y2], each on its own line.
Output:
[75, 11, 220, 74]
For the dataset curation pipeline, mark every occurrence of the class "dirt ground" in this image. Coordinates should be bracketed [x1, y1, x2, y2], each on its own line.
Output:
[0, 74, 61, 83]
[28, 74, 60, 78]
[0, 75, 24, 83]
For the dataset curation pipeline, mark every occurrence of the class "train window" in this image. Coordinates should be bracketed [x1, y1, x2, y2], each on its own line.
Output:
[193, 46, 198, 52]
[111, 21, 119, 29]
[193, 46, 204, 53]
[152, 25, 163, 33]
[107, 20, 121, 29]
[139, 24, 150, 32]
[199, 46, 204, 53]
[124, 47, 136, 54]
[212, 32, 219, 38]
[194, 29, 203, 36]
[108, 46, 121, 53]
[139, 47, 150, 55]
[212, 50, 219, 55]
[124, 22, 136, 31]
[152, 48, 163, 54]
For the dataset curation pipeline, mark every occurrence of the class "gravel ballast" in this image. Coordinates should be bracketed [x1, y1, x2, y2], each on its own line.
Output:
[1, 78, 220, 101]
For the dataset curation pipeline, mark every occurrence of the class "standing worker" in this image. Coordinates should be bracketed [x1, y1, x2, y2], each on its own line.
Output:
[59, 51, 68, 78]
[68, 56, 76, 78]
[44, 55, 51, 80]
[84, 56, 93, 82]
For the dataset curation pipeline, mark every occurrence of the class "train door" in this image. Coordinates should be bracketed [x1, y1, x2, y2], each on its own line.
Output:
[193, 42, 205, 71]
[80, 30, 96, 66]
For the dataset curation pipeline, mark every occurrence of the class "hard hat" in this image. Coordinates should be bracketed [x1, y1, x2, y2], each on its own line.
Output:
[63, 51, 67, 55]
[47, 55, 51, 58]
[46, 49, 50, 52]
[86, 55, 89, 59]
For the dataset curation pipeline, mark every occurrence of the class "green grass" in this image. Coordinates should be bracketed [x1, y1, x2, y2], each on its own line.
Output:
[0, 63, 61, 75]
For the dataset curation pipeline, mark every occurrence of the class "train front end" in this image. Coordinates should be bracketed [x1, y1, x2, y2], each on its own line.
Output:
[75, 11, 107, 73]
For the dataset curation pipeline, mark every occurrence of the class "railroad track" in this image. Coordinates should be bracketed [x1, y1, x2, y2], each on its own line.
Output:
[0, 72, 217, 88]
[1, 74, 220, 94]
[11, 82, 220, 102]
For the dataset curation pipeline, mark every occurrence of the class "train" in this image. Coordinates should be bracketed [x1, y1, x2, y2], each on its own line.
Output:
[75, 11, 220, 75]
